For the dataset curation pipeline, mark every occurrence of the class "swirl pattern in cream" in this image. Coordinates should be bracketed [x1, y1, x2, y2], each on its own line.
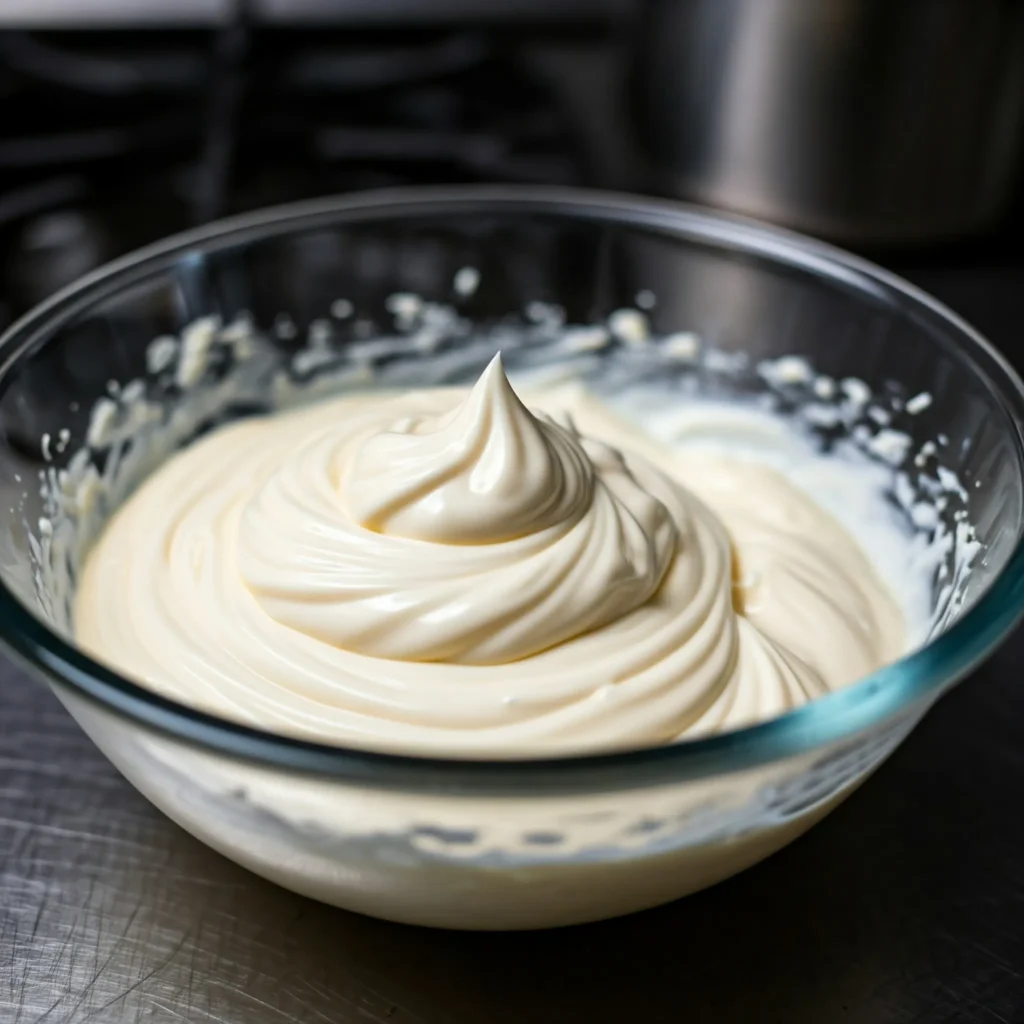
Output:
[75, 356, 905, 756]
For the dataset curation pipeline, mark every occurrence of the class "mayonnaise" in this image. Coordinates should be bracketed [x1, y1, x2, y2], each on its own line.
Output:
[75, 355, 905, 756]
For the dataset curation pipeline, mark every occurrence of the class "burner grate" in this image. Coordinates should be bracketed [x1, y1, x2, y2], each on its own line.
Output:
[0, 24, 589, 329]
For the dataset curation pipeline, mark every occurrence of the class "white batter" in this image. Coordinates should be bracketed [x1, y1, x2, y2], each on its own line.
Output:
[75, 354, 904, 756]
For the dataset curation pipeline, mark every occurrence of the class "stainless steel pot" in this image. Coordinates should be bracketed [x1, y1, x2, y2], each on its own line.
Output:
[629, 0, 1024, 243]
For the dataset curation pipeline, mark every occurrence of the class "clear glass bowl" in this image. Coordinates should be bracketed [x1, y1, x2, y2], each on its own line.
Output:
[1, 186, 1022, 930]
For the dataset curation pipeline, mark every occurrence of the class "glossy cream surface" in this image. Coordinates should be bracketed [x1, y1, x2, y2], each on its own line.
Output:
[75, 356, 905, 756]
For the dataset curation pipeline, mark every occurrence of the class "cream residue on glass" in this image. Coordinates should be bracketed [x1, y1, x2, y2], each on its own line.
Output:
[74, 354, 905, 757]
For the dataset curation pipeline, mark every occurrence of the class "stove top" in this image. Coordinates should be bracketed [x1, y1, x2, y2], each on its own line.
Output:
[0, 27, 593, 331]
[4, 23, 1023, 333]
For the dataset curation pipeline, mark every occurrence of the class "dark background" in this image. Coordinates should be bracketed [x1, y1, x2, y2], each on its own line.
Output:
[0, 15, 1023, 1023]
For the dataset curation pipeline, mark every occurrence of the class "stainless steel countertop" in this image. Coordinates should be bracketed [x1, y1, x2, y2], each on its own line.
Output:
[1, 669, 443, 1024]
[1, 265, 1023, 1024]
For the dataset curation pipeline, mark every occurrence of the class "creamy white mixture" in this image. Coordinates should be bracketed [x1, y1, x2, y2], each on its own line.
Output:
[34, 285, 979, 928]
[75, 355, 905, 756]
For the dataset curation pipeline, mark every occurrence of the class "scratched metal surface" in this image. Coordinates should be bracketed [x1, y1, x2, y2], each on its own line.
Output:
[3, 637, 1024, 1024]
[1, 267, 1023, 1024]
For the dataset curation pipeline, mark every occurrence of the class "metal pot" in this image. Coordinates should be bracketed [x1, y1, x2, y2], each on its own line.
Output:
[629, 0, 1024, 243]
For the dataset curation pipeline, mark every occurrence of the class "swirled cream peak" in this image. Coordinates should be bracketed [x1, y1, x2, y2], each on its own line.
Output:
[237, 355, 676, 664]
[75, 363, 906, 756]
[340, 354, 596, 543]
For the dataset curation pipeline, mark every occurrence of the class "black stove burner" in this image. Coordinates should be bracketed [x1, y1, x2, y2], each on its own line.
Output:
[0, 27, 590, 331]
[0, 25, 591, 457]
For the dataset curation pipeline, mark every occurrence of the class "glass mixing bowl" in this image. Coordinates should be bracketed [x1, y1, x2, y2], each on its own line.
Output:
[1, 187, 1022, 930]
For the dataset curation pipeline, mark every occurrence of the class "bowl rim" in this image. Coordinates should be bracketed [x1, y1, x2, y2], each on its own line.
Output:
[2, 183, 1024, 796]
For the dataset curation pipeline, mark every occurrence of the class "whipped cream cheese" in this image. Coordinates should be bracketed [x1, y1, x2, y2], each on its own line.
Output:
[75, 355, 905, 756]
